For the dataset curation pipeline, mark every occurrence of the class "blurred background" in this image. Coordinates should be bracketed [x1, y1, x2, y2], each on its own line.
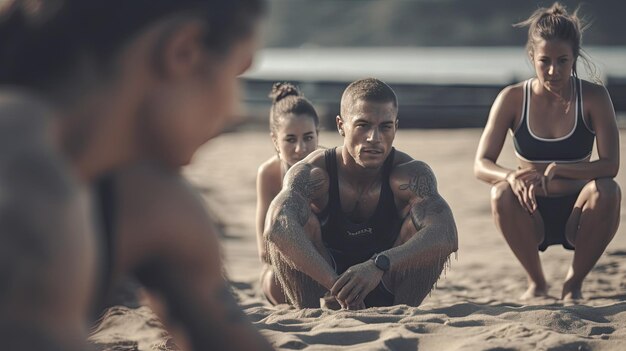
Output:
[239, 0, 626, 129]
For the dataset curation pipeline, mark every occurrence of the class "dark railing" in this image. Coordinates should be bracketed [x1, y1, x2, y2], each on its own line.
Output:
[241, 77, 626, 129]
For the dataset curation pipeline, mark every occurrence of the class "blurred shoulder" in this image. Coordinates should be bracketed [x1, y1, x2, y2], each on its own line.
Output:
[116, 162, 206, 224]
[0, 90, 53, 136]
[0, 92, 73, 199]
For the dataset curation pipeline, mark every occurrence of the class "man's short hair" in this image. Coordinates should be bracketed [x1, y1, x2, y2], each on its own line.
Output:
[340, 78, 398, 118]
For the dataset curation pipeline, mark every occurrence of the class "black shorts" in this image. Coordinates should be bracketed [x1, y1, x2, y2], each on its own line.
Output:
[536, 192, 579, 251]
[328, 248, 394, 307]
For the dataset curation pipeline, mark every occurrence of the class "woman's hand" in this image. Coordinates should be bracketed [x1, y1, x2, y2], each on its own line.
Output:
[538, 162, 559, 197]
[506, 168, 541, 213]
[543, 162, 558, 182]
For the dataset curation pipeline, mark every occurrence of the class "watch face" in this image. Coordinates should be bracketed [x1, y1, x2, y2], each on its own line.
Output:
[375, 254, 390, 271]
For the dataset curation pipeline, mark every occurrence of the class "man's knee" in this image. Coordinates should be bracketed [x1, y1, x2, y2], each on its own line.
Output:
[491, 181, 515, 214]
[390, 261, 446, 307]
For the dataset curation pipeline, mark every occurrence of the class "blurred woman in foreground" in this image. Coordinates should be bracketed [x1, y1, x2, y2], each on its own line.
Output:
[0, 1, 272, 350]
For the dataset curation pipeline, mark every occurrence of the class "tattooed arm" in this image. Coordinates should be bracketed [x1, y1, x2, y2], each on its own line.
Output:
[385, 160, 458, 270]
[264, 157, 338, 290]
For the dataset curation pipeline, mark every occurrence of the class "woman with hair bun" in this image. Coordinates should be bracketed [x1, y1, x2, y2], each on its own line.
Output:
[256, 82, 320, 304]
[474, 2, 620, 301]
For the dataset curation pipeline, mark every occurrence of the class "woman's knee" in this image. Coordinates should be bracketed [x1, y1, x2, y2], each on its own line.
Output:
[491, 181, 515, 213]
[261, 265, 286, 304]
[583, 178, 621, 206]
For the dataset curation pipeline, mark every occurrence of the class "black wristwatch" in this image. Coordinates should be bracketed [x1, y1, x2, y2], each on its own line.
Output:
[370, 253, 390, 272]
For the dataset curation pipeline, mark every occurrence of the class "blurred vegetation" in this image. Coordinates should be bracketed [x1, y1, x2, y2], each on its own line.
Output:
[263, 0, 626, 47]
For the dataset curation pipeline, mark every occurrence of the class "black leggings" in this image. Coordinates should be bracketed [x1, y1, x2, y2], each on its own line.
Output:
[536, 192, 580, 251]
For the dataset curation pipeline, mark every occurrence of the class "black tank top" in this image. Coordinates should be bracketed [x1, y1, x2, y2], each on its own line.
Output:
[92, 175, 116, 317]
[317, 148, 402, 261]
[513, 77, 595, 163]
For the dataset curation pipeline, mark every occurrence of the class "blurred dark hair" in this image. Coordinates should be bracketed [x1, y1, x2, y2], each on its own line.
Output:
[340, 77, 397, 118]
[268, 82, 318, 134]
[0, 0, 265, 88]
[514, 2, 598, 81]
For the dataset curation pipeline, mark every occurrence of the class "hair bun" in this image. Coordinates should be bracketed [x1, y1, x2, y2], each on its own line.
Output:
[549, 2, 566, 16]
[269, 82, 301, 103]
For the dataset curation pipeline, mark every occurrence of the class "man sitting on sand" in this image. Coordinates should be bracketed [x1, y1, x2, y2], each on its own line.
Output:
[264, 78, 458, 309]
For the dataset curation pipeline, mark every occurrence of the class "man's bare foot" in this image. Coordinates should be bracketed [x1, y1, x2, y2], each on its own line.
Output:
[562, 279, 583, 301]
[520, 283, 549, 301]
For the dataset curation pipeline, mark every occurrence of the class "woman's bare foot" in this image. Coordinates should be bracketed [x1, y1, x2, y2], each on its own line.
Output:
[561, 279, 583, 301]
[520, 282, 550, 301]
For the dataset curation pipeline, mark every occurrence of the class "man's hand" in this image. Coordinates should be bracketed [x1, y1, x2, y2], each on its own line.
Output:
[330, 260, 384, 310]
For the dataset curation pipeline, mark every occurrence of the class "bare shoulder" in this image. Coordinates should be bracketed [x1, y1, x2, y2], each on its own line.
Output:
[257, 155, 280, 178]
[0, 92, 76, 214]
[580, 79, 612, 103]
[390, 154, 440, 203]
[0, 91, 50, 118]
[1, 145, 79, 235]
[391, 150, 434, 182]
[579, 79, 616, 125]
[495, 82, 524, 113]
[0, 91, 54, 140]
[302, 148, 328, 169]
[0, 119, 90, 304]
[257, 155, 281, 191]
[501, 81, 525, 96]
[0, 94, 65, 198]
[282, 149, 329, 199]
[489, 82, 524, 107]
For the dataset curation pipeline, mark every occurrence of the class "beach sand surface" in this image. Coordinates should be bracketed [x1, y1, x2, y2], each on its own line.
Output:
[91, 129, 626, 351]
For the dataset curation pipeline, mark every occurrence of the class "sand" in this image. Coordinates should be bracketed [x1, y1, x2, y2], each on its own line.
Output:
[91, 129, 626, 351]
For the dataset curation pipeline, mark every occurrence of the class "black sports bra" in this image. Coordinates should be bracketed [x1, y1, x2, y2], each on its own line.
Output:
[513, 77, 595, 163]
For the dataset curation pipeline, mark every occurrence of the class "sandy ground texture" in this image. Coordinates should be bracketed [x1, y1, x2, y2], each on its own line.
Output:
[91, 129, 626, 351]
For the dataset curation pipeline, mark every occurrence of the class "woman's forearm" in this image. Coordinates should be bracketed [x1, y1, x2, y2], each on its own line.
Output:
[550, 159, 619, 181]
[474, 158, 513, 184]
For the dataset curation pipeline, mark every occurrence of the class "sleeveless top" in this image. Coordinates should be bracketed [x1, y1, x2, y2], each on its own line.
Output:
[316, 147, 402, 262]
[513, 77, 595, 163]
[92, 175, 116, 317]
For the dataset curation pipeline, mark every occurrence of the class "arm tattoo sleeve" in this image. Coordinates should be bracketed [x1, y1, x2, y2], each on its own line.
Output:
[286, 163, 326, 198]
[398, 162, 437, 198]
[399, 162, 447, 230]
[281, 163, 325, 226]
